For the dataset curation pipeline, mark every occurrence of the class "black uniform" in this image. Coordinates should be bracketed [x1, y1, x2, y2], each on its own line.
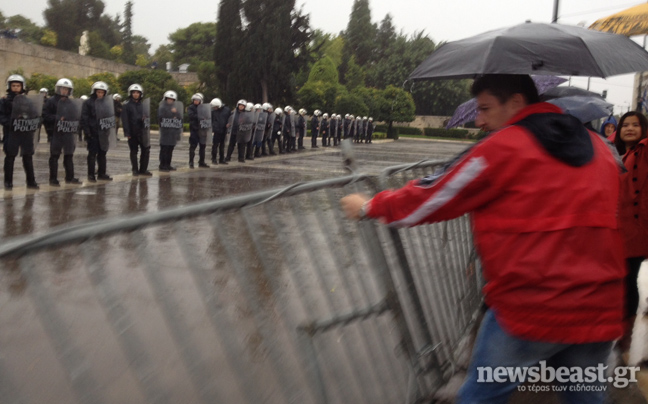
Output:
[43, 94, 81, 185]
[269, 114, 283, 154]
[211, 105, 230, 164]
[113, 98, 123, 138]
[296, 114, 306, 149]
[81, 94, 112, 181]
[0, 90, 38, 189]
[311, 115, 319, 148]
[366, 121, 374, 143]
[121, 96, 151, 175]
[282, 114, 293, 153]
[320, 117, 329, 147]
[187, 102, 208, 167]
[225, 108, 244, 161]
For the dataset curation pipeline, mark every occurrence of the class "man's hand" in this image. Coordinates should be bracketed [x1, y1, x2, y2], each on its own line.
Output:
[340, 193, 370, 220]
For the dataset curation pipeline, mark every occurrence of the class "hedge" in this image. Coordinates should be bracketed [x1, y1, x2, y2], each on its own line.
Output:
[424, 128, 471, 139]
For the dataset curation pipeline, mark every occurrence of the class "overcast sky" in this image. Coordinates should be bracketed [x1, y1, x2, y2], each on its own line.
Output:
[2, 0, 645, 114]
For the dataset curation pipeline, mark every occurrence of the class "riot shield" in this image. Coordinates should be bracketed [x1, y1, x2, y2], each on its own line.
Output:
[158, 100, 183, 146]
[236, 110, 255, 144]
[142, 98, 151, 148]
[264, 112, 275, 140]
[56, 98, 83, 154]
[289, 113, 297, 138]
[198, 104, 212, 145]
[11, 93, 44, 146]
[95, 96, 117, 151]
[253, 111, 268, 143]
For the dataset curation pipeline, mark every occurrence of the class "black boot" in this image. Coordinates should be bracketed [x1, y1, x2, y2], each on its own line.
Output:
[87, 153, 97, 182]
[64, 154, 81, 184]
[97, 152, 112, 181]
[23, 155, 38, 189]
[237, 143, 246, 163]
[168, 146, 176, 170]
[139, 146, 152, 175]
[4, 155, 14, 190]
[255, 145, 262, 158]
[49, 154, 60, 186]
[189, 144, 196, 168]
[159, 146, 169, 172]
[198, 144, 209, 167]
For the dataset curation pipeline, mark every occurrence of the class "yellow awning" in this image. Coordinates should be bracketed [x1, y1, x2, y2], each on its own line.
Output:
[590, 3, 648, 37]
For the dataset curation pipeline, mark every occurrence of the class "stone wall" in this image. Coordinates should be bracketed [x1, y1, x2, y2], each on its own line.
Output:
[0, 38, 198, 86]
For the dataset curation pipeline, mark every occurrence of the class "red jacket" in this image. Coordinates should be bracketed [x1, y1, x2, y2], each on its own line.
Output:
[619, 137, 648, 258]
[367, 103, 625, 343]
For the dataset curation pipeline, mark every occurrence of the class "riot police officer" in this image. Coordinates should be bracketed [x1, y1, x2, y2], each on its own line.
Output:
[122, 84, 152, 176]
[210, 98, 230, 165]
[311, 109, 320, 148]
[81, 81, 114, 182]
[0, 74, 40, 189]
[187, 93, 209, 168]
[43, 78, 82, 186]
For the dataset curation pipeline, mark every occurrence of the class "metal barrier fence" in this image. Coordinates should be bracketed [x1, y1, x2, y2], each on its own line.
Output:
[0, 159, 481, 404]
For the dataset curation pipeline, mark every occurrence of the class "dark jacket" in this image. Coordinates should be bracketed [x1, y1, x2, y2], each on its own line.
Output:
[187, 103, 200, 132]
[114, 99, 123, 117]
[42, 94, 63, 131]
[283, 114, 292, 136]
[211, 105, 230, 135]
[81, 94, 99, 137]
[0, 92, 17, 134]
[311, 116, 319, 134]
[121, 97, 144, 138]
[273, 115, 283, 136]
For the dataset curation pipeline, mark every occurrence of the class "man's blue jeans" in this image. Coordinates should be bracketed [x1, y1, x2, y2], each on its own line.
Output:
[457, 310, 613, 404]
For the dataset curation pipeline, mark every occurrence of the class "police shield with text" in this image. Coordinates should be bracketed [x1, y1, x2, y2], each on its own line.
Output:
[0, 74, 42, 189]
[158, 90, 183, 172]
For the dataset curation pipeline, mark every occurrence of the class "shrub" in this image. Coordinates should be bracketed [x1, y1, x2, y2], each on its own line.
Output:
[394, 126, 422, 135]
[424, 128, 471, 139]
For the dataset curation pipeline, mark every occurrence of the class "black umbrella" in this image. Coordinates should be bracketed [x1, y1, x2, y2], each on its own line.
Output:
[546, 96, 614, 123]
[409, 21, 648, 80]
[540, 86, 604, 100]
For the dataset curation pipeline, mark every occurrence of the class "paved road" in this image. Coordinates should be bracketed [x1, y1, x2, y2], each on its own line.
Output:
[0, 134, 470, 240]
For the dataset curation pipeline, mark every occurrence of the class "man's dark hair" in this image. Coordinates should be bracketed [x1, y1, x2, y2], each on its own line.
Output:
[471, 74, 539, 105]
[614, 111, 648, 155]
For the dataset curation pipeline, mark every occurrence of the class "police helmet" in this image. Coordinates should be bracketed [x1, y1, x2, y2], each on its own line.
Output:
[112, 93, 122, 100]
[245, 102, 254, 112]
[91, 81, 109, 95]
[275, 107, 283, 116]
[6, 74, 26, 91]
[128, 84, 143, 97]
[211, 98, 223, 108]
[55, 78, 74, 96]
[163, 90, 177, 101]
[39, 87, 49, 94]
[191, 93, 203, 102]
[237, 99, 247, 107]
[322, 113, 328, 119]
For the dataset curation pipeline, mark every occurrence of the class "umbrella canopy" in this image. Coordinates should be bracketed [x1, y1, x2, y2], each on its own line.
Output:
[590, 3, 648, 37]
[446, 75, 567, 128]
[540, 86, 604, 100]
[546, 96, 614, 124]
[409, 21, 648, 80]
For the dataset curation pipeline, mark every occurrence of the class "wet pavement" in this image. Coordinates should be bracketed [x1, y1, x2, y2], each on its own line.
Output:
[0, 133, 471, 240]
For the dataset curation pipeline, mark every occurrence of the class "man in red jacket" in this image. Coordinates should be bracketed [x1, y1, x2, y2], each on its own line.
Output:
[342, 74, 626, 403]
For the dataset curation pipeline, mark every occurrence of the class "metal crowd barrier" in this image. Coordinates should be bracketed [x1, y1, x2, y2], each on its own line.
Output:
[0, 160, 482, 404]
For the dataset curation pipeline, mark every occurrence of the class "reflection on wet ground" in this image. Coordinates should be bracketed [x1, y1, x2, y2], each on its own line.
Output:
[0, 137, 470, 239]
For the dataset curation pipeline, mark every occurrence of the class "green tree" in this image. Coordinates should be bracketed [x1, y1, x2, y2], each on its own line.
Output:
[71, 76, 92, 97]
[214, 0, 243, 104]
[2, 15, 44, 44]
[334, 92, 367, 117]
[380, 85, 415, 138]
[150, 45, 173, 69]
[40, 29, 57, 47]
[307, 57, 338, 83]
[345, 56, 365, 91]
[121, 1, 136, 64]
[87, 30, 112, 59]
[195, 61, 220, 100]
[44, 0, 105, 51]
[26, 73, 58, 94]
[168, 22, 217, 71]
[340, 0, 375, 82]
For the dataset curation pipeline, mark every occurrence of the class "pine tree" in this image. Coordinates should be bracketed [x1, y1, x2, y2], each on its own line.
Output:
[339, 0, 375, 82]
[214, 0, 243, 104]
[121, 1, 136, 65]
